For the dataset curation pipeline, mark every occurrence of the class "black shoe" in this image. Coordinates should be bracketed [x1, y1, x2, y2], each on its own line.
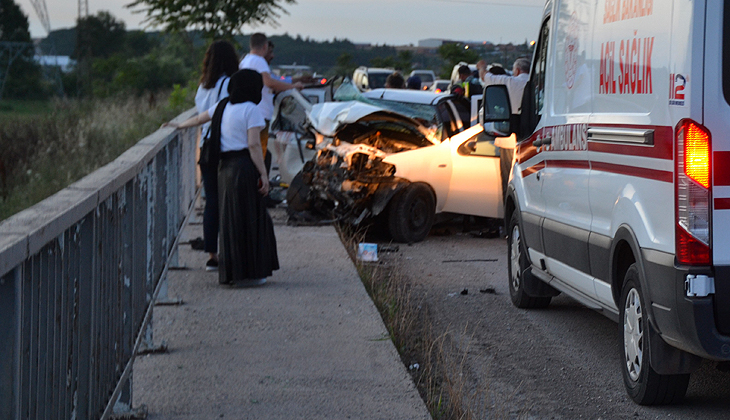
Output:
[190, 237, 205, 250]
[205, 259, 219, 271]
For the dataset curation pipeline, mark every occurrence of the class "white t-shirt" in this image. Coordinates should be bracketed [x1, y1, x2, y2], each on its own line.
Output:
[480, 72, 529, 114]
[207, 101, 266, 152]
[195, 76, 230, 146]
[239, 53, 274, 120]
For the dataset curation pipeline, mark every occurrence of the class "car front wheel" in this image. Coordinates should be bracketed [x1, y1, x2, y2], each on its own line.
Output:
[387, 183, 435, 243]
[620, 263, 689, 405]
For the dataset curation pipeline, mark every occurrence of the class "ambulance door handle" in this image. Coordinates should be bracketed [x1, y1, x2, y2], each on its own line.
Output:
[533, 136, 552, 147]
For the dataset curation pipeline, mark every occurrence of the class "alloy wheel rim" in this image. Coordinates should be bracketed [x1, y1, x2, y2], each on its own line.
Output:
[510, 225, 521, 291]
[624, 288, 643, 382]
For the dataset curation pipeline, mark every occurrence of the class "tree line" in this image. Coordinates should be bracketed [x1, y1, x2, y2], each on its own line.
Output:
[2, 0, 533, 101]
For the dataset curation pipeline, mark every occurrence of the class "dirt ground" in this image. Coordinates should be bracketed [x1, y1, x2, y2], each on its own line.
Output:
[366, 216, 730, 419]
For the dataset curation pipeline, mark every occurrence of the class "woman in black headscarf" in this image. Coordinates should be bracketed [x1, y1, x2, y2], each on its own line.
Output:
[166, 69, 279, 286]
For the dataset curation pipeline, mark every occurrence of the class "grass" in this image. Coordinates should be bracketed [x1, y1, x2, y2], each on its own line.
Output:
[0, 99, 53, 114]
[0, 93, 192, 221]
[336, 222, 476, 420]
[336, 222, 531, 419]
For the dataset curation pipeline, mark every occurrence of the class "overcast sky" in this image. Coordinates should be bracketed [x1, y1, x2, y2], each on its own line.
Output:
[18, 0, 545, 46]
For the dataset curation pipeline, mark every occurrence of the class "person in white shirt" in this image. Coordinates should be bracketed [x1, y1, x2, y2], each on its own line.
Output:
[193, 40, 239, 271]
[479, 57, 531, 200]
[165, 69, 279, 287]
[239, 33, 303, 174]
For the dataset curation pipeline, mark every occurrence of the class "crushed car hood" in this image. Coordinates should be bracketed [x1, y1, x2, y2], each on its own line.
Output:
[310, 101, 440, 145]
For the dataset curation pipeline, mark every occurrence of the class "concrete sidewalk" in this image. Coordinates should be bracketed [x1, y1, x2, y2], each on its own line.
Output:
[132, 206, 430, 419]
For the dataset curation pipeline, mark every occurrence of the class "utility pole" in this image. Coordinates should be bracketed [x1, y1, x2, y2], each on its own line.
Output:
[28, 0, 65, 96]
[79, 0, 89, 19]
[0, 42, 34, 100]
[76, 0, 91, 96]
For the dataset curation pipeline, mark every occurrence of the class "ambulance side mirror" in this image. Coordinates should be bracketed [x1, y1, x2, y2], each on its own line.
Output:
[481, 85, 513, 137]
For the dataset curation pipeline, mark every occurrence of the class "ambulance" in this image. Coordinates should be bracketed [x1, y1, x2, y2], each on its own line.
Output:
[481, 0, 730, 405]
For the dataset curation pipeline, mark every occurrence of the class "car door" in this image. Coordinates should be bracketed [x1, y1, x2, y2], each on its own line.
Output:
[441, 126, 503, 218]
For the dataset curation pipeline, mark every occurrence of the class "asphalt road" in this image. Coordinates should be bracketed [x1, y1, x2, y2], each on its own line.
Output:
[376, 220, 730, 419]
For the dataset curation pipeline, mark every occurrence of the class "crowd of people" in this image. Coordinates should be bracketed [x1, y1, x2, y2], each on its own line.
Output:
[165, 33, 303, 287]
[164, 32, 532, 287]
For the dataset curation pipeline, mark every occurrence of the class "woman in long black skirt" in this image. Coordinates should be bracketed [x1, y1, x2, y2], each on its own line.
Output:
[166, 69, 279, 286]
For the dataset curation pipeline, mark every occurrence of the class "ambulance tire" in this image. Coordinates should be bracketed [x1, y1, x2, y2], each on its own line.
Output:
[387, 183, 435, 243]
[620, 265, 690, 405]
[507, 211, 551, 309]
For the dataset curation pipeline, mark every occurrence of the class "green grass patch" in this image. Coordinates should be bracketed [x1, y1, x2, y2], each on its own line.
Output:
[0, 99, 54, 119]
[0, 92, 193, 221]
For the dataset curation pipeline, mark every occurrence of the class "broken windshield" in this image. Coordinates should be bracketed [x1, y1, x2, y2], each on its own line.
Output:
[333, 82, 439, 125]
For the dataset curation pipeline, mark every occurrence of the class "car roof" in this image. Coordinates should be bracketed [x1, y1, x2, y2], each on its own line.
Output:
[362, 88, 451, 105]
[361, 67, 395, 73]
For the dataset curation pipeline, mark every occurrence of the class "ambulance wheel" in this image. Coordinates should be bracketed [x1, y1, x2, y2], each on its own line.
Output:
[388, 183, 435, 243]
[620, 264, 689, 405]
[507, 211, 551, 309]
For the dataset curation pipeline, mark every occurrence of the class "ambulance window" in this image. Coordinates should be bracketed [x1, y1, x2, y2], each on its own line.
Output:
[520, 17, 550, 137]
[533, 20, 550, 117]
[724, 3, 730, 104]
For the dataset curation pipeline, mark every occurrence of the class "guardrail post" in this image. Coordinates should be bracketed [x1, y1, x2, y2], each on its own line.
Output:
[0, 268, 19, 420]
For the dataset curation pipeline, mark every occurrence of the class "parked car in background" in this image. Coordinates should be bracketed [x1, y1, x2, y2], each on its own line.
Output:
[352, 67, 395, 92]
[449, 62, 477, 86]
[409, 69, 437, 89]
[270, 78, 342, 184]
[430, 79, 451, 94]
[282, 85, 502, 243]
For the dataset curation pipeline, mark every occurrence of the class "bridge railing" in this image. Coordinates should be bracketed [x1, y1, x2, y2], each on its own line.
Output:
[0, 109, 198, 420]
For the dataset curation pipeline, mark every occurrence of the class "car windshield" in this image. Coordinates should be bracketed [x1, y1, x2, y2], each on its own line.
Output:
[363, 98, 440, 127]
[368, 72, 390, 89]
[416, 73, 434, 83]
[333, 82, 445, 140]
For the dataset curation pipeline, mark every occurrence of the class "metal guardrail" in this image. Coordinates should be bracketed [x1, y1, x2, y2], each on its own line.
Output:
[0, 109, 198, 420]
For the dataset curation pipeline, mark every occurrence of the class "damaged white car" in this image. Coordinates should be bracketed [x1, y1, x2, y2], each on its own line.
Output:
[278, 87, 504, 243]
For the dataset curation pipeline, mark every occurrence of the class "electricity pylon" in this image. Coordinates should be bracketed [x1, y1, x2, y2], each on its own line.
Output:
[28, 0, 66, 96]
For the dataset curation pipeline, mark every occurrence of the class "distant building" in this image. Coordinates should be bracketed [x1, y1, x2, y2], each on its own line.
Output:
[418, 39, 466, 49]
[418, 39, 444, 48]
[34, 55, 75, 72]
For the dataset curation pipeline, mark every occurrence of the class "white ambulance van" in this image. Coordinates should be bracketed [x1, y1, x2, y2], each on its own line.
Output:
[482, 0, 730, 406]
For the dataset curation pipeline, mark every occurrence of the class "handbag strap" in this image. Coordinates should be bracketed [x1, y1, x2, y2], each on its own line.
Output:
[203, 76, 229, 139]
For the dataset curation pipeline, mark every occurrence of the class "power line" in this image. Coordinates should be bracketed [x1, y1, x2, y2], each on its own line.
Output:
[29, 0, 51, 34]
[430, 0, 543, 7]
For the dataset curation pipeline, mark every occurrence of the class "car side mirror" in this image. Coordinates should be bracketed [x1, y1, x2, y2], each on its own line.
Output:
[457, 138, 478, 155]
[481, 85, 513, 136]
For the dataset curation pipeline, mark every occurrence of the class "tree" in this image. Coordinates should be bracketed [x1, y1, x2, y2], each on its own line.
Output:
[128, 0, 297, 41]
[0, 0, 43, 99]
[395, 50, 414, 73]
[74, 11, 127, 60]
[437, 43, 479, 78]
[333, 52, 356, 78]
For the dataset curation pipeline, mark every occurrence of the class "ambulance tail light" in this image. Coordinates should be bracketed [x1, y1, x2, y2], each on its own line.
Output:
[676, 119, 711, 266]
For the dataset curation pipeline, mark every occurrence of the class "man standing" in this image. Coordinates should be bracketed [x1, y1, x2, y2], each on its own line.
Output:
[479, 57, 531, 200]
[239, 33, 303, 173]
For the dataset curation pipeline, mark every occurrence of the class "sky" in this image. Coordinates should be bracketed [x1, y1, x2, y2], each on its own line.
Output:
[17, 0, 545, 46]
